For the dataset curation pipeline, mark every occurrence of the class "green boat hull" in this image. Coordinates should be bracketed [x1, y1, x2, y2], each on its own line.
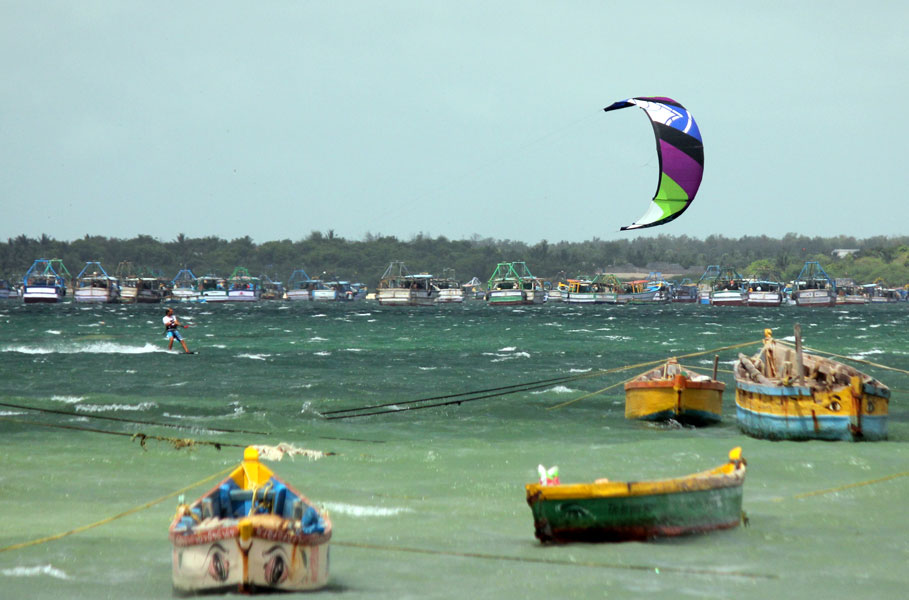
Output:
[528, 485, 743, 543]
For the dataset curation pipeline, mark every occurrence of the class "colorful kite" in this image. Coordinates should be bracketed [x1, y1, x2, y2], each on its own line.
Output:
[604, 97, 704, 230]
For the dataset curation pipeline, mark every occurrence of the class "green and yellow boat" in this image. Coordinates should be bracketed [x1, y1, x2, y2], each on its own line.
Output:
[525, 448, 746, 543]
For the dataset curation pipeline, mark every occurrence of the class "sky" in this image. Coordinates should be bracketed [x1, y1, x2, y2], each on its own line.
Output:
[1, 1, 907, 245]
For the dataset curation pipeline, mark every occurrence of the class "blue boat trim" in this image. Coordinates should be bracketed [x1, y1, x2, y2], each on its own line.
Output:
[736, 380, 811, 397]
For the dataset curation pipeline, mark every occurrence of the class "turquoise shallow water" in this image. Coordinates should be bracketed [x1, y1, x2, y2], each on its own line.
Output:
[1, 300, 907, 599]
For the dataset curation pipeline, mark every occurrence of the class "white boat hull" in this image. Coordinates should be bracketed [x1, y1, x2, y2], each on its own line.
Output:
[286, 289, 312, 301]
[564, 292, 617, 304]
[377, 288, 438, 306]
[226, 290, 261, 302]
[710, 290, 746, 306]
[746, 291, 783, 307]
[436, 289, 465, 303]
[74, 288, 119, 303]
[171, 517, 329, 594]
[794, 289, 836, 307]
[201, 291, 229, 303]
[22, 286, 64, 303]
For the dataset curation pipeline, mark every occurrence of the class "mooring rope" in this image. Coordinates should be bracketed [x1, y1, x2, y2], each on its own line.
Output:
[328, 340, 763, 419]
[0, 465, 235, 554]
[774, 341, 909, 376]
[322, 373, 587, 416]
[333, 540, 776, 580]
[0, 400, 269, 436]
[0, 417, 245, 451]
[771, 470, 909, 502]
[545, 340, 762, 411]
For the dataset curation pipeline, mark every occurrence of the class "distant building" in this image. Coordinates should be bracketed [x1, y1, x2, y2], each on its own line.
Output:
[832, 249, 859, 258]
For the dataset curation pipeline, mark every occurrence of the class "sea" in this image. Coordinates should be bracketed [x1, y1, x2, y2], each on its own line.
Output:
[1, 299, 907, 599]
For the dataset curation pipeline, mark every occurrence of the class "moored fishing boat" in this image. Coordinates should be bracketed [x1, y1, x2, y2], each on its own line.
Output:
[865, 283, 900, 303]
[791, 261, 836, 307]
[615, 273, 670, 304]
[226, 267, 261, 302]
[672, 279, 698, 303]
[745, 277, 784, 307]
[624, 357, 724, 425]
[21, 258, 70, 303]
[169, 269, 202, 303]
[485, 261, 545, 306]
[525, 447, 746, 543]
[544, 281, 565, 303]
[705, 266, 746, 306]
[169, 447, 331, 594]
[198, 275, 228, 302]
[375, 261, 439, 306]
[835, 279, 868, 304]
[0, 278, 13, 300]
[734, 329, 889, 441]
[73, 261, 120, 303]
[286, 269, 318, 301]
[564, 275, 618, 304]
[435, 269, 465, 304]
[259, 274, 285, 300]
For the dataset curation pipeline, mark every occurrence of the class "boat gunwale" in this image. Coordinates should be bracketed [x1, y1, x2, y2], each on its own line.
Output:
[526, 456, 745, 503]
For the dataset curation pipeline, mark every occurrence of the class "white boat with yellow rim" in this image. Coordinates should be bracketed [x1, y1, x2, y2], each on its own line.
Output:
[169, 447, 331, 594]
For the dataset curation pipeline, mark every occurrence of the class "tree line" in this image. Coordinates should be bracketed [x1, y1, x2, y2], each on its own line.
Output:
[2, 232, 908, 288]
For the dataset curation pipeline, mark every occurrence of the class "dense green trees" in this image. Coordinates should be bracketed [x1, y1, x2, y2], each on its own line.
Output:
[2, 232, 907, 288]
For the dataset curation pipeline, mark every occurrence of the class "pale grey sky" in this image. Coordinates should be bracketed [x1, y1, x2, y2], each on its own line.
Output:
[2, 1, 906, 243]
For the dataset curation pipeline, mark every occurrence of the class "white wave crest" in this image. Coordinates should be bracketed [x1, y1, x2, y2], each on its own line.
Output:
[531, 385, 576, 394]
[1, 564, 69, 579]
[1, 342, 164, 355]
[237, 353, 270, 361]
[50, 395, 84, 404]
[76, 402, 157, 413]
[321, 502, 412, 517]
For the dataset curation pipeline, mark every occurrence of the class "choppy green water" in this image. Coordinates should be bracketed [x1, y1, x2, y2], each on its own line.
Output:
[1, 300, 907, 599]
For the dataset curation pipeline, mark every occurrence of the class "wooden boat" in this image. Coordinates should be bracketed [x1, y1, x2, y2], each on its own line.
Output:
[615, 273, 671, 304]
[564, 276, 618, 304]
[734, 329, 889, 441]
[258, 274, 285, 300]
[376, 261, 439, 306]
[73, 261, 120, 303]
[21, 258, 69, 303]
[792, 261, 836, 307]
[170, 447, 331, 594]
[525, 447, 746, 543]
[624, 358, 724, 425]
[485, 262, 545, 306]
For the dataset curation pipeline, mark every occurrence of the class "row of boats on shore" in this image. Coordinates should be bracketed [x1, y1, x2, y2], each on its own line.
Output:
[170, 326, 889, 592]
[5, 258, 907, 306]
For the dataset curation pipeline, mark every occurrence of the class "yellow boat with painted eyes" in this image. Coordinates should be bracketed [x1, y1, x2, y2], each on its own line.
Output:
[169, 447, 331, 594]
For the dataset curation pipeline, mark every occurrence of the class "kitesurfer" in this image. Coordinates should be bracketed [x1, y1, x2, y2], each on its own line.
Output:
[163, 308, 191, 353]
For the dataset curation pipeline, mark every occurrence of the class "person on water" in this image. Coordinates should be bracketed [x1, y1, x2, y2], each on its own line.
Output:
[163, 308, 191, 353]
